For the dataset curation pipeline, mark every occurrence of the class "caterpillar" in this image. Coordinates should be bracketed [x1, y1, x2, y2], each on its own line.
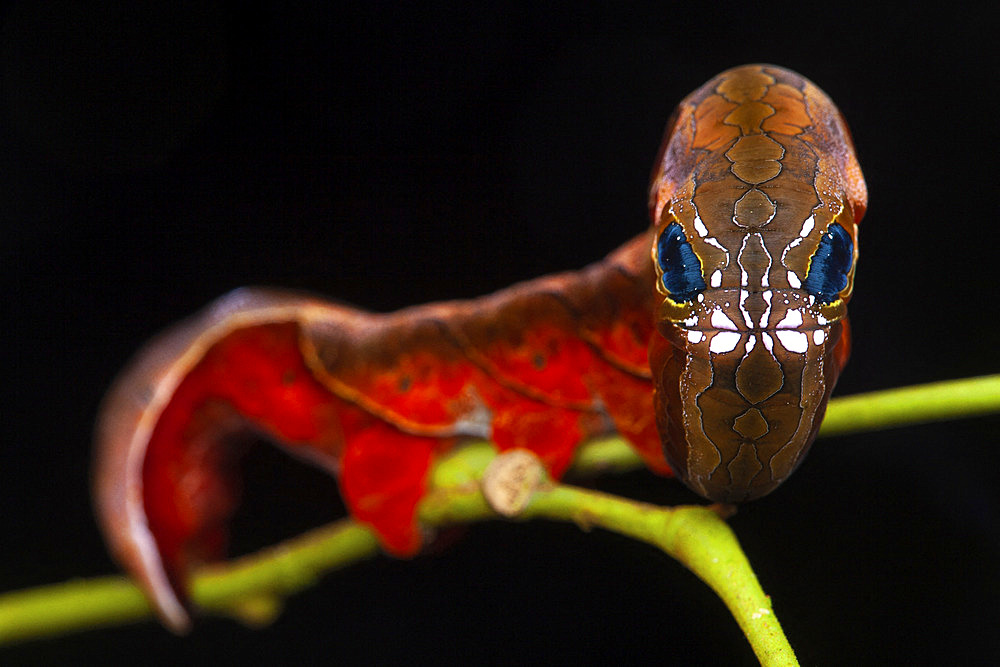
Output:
[93, 64, 867, 631]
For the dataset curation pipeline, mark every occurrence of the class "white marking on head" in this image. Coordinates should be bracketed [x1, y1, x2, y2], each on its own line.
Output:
[709, 331, 741, 354]
[799, 215, 815, 237]
[704, 236, 727, 255]
[693, 215, 709, 237]
[780, 236, 803, 270]
[737, 234, 750, 287]
[759, 234, 773, 288]
[759, 290, 773, 328]
[776, 308, 803, 329]
[738, 289, 754, 328]
[710, 309, 737, 331]
[736, 232, 774, 290]
[775, 330, 809, 354]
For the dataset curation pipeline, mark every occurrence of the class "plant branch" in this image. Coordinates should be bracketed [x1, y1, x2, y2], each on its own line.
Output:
[572, 374, 1000, 474]
[1, 374, 997, 657]
[0, 522, 381, 645]
[438, 448, 796, 665]
[819, 374, 1000, 436]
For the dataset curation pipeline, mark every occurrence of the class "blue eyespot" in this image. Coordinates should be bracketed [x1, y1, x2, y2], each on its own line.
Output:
[656, 222, 706, 302]
[802, 222, 853, 304]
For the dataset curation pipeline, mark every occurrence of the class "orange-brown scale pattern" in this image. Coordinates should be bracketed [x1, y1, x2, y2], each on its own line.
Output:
[649, 65, 865, 501]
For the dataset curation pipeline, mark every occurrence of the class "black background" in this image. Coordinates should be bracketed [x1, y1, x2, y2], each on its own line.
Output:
[2, 2, 998, 665]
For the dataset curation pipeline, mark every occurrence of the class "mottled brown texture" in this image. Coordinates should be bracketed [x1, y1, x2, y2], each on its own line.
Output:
[648, 64, 866, 502]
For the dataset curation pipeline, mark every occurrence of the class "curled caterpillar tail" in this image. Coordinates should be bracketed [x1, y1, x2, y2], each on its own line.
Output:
[93, 238, 662, 630]
[93, 290, 359, 630]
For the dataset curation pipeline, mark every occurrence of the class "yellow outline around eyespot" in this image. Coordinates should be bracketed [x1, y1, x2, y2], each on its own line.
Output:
[800, 203, 856, 317]
[651, 216, 707, 304]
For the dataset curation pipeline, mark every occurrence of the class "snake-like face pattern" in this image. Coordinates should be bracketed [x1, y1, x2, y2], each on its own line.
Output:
[648, 64, 867, 502]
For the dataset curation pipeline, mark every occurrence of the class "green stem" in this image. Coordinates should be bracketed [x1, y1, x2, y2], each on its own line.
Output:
[521, 488, 795, 665]
[572, 373, 1000, 475]
[0, 577, 150, 644]
[414, 446, 799, 665]
[193, 522, 380, 622]
[819, 374, 1000, 436]
[0, 522, 380, 645]
[0, 374, 996, 654]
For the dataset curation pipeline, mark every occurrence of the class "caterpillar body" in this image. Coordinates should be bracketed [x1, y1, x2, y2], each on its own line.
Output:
[94, 64, 867, 631]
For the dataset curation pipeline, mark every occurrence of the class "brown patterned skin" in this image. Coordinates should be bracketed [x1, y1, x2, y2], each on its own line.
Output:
[648, 64, 866, 501]
[92, 64, 865, 630]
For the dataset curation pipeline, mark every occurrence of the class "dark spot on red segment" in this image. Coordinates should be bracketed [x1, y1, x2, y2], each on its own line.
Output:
[532, 353, 546, 370]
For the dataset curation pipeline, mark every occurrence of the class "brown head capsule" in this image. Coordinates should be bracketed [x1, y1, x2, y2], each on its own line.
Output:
[647, 64, 867, 502]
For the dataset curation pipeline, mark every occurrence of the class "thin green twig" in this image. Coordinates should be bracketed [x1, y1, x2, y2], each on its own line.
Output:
[0, 522, 381, 645]
[522, 492, 793, 666]
[0, 374, 996, 658]
[572, 374, 1000, 474]
[419, 446, 796, 665]
[819, 374, 1000, 436]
